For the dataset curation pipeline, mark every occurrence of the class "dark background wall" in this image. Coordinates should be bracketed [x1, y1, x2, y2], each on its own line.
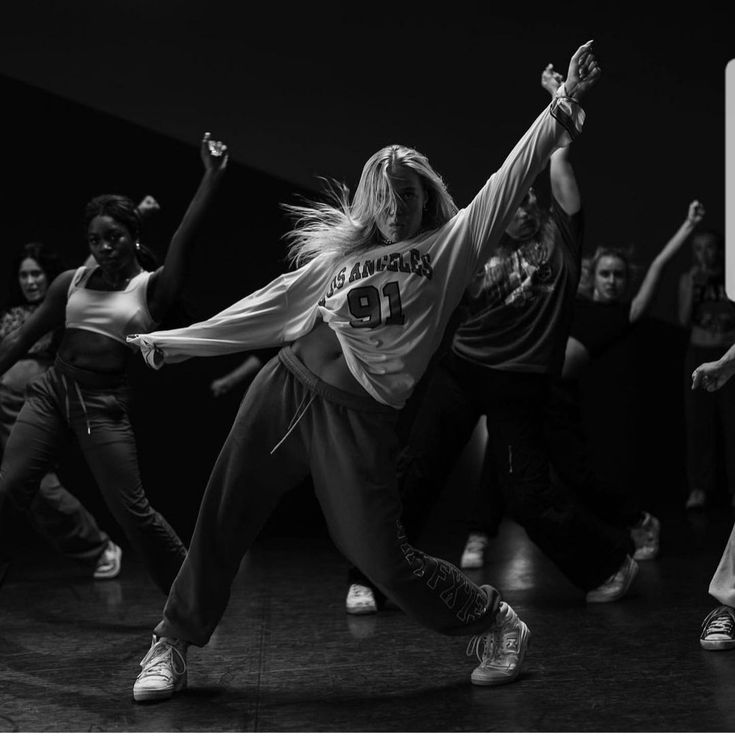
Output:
[0, 2, 730, 546]
[1, 0, 730, 315]
[0, 73, 325, 544]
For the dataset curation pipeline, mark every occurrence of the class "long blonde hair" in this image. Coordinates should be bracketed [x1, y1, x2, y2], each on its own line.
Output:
[283, 144, 458, 267]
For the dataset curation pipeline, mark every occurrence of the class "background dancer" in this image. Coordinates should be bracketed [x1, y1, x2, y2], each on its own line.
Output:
[0, 242, 121, 579]
[0, 132, 229, 593]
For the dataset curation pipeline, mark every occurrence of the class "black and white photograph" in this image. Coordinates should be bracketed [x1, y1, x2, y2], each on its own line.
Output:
[0, 0, 733, 736]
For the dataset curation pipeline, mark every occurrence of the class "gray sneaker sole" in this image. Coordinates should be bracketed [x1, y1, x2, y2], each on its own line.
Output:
[346, 604, 377, 616]
[133, 675, 187, 703]
[632, 547, 658, 561]
[700, 638, 735, 651]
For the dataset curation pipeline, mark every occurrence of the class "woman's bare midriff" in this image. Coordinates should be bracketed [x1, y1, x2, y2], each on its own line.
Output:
[290, 321, 372, 398]
[57, 328, 132, 373]
[690, 327, 735, 348]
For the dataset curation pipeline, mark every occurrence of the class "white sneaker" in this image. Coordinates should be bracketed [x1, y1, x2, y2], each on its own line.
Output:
[585, 555, 638, 603]
[631, 512, 661, 561]
[345, 583, 377, 615]
[686, 489, 707, 509]
[461, 532, 489, 569]
[467, 601, 530, 686]
[94, 541, 122, 580]
[133, 635, 188, 702]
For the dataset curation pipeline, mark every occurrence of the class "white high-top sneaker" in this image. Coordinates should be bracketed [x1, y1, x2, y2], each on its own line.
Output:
[467, 601, 530, 686]
[133, 635, 188, 702]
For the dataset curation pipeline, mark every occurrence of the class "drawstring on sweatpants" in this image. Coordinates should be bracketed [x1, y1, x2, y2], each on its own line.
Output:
[270, 391, 316, 455]
[61, 375, 92, 436]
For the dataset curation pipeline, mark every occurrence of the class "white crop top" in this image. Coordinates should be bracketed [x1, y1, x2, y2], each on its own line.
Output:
[66, 265, 157, 344]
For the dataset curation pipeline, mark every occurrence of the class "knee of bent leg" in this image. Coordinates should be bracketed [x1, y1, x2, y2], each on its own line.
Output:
[38, 472, 62, 495]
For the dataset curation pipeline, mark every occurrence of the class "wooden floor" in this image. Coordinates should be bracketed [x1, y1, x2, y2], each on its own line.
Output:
[1, 499, 735, 734]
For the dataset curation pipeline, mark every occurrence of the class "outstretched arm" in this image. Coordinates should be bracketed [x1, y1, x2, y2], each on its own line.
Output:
[462, 40, 599, 269]
[630, 199, 705, 323]
[147, 133, 229, 321]
[127, 253, 334, 369]
[541, 63, 581, 216]
[0, 271, 72, 377]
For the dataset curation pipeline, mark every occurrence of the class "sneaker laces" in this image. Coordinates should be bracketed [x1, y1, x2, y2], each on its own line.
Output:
[466, 631, 495, 662]
[702, 607, 735, 637]
[349, 585, 374, 602]
[466, 625, 519, 667]
[139, 638, 187, 679]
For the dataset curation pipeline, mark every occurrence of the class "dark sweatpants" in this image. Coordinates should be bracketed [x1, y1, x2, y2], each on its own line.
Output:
[544, 378, 643, 529]
[684, 344, 735, 495]
[397, 352, 631, 592]
[155, 346, 501, 647]
[0, 373, 109, 566]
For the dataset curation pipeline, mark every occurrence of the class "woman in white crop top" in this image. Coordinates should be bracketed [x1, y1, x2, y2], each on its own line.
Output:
[0, 132, 229, 596]
[127, 42, 600, 703]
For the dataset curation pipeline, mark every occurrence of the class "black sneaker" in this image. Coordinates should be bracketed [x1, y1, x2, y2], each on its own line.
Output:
[700, 605, 735, 651]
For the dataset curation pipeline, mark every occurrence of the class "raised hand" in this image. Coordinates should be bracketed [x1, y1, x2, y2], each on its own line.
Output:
[687, 199, 706, 225]
[201, 131, 229, 173]
[210, 376, 233, 397]
[137, 195, 161, 219]
[564, 40, 601, 101]
[541, 63, 564, 98]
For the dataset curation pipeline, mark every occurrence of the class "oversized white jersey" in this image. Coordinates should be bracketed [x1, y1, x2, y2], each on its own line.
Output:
[128, 90, 584, 408]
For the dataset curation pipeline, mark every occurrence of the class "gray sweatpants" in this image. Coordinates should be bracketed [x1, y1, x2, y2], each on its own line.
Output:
[156, 346, 501, 646]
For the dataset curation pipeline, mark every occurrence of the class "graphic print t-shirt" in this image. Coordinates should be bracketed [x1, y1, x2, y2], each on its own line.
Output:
[451, 196, 583, 375]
